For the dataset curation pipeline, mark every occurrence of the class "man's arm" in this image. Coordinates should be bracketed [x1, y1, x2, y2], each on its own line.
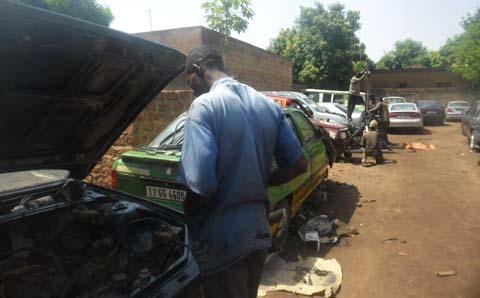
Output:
[369, 102, 381, 113]
[270, 154, 307, 186]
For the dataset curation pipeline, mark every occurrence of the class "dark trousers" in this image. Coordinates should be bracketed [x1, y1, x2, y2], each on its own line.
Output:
[201, 249, 268, 298]
[378, 121, 390, 144]
[347, 94, 364, 119]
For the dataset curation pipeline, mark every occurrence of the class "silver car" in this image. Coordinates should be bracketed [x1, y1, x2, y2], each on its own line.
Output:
[389, 103, 423, 128]
[446, 101, 471, 121]
[383, 96, 407, 105]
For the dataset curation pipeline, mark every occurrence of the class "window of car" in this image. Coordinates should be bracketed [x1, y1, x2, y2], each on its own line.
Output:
[292, 111, 316, 144]
[285, 115, 301, 143]
[390, 104, 417, 111]
[418, 101, 441, 108]
[148, 114, 186, 148]
[448, 102, 470, 108]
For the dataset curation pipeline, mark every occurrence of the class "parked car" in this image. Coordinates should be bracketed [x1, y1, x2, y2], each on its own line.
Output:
[383, 96, 407, 105]
[113, 109, 330, 250]
[445, 101, 471, 121]
[461, 100, 480, 151]
[262, 91, 348, 125]
[389, 103, 423, 129]
[0, 2, 201, 298]
[266, 95, 349, 161]
[317, 102, 362, 127]
[416, 100, 446, 125]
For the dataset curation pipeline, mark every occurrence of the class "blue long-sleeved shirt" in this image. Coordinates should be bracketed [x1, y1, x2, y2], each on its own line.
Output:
[177, 77, 303, 274]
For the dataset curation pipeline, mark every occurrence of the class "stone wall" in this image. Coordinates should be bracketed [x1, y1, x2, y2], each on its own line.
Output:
[85, 90, 193, 187]
[372, 87, 480, 106]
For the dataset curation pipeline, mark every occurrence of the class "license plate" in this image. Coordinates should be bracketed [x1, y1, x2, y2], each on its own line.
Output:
[146, 186, 186, 202]
[397, 116, 410, 119]
[427, 111, 436, 114]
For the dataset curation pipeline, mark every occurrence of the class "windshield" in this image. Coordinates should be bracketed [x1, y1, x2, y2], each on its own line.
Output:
[148, 114, 186, 149]
[449, 102, 470, 108]
[418, 101, 441, 108]
[391, 104, 417, 111]
[385, 97, 405, 104]
[0, 170, 68, 193]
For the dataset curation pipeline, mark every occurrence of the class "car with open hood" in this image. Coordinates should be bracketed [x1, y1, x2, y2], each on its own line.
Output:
[112, 108, 330, 251]
[0, 2, 200, 297]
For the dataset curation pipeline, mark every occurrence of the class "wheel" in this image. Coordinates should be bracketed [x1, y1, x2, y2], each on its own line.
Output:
[271, 199, 291, 251]
[470, 133, 478, 151]
[344, 151, 352, 162]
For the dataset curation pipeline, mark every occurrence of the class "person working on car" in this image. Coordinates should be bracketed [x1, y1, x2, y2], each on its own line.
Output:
[368, 95, 391, 145]
[177, 46, 307, 298]
[347, 69, 368, 123]
[361, 120, 384, 166]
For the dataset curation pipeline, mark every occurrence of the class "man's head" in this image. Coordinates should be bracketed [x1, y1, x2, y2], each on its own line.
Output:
[369, 94, 377, 103]
[355, 71, 364, 78]
[369, 120, 378, 129]
[185, 46, 225, 96]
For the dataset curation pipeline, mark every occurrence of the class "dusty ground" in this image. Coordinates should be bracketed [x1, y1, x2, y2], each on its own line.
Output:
[268, 122, 480, 298]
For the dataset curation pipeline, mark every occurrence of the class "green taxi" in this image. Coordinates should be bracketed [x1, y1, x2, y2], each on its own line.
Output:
[112, 108, 330, 249]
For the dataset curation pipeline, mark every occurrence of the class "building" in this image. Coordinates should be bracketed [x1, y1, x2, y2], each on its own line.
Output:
[371, 68, 480, 105]
[135, 26, 292, 91]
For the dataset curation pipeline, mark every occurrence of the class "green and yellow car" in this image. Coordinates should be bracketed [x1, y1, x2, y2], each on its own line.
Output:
[112, 108, 330, 249]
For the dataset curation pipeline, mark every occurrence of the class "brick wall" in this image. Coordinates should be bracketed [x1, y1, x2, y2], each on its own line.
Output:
[135, 26, 292, 91]
[85, 90, 193, 187]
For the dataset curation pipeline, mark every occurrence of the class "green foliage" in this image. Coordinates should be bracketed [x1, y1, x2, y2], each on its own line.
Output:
[201, 0, 254, 51]
[377, 39, 431, 69]
[269, 3, 369, 89]
[440, 7, 480, 87]
[15, 0, 114, 26]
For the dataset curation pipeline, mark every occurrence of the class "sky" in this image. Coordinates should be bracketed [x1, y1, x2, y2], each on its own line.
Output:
[97, 0, 479, 62]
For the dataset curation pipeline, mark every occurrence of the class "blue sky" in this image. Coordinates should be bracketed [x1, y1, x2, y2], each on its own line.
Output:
[98, 0, 479, 62]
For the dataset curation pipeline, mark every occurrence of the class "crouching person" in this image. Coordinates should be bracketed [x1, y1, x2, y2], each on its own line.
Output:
[361, 120, 384, 166]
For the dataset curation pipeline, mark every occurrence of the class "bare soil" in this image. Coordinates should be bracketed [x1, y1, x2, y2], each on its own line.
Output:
[268, 122, 480, 298]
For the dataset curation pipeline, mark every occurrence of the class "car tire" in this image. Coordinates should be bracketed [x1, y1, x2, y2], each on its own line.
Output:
[344, 151, 352, 162]
[271, 199, 291, 252]
[470, 133, 478, 152]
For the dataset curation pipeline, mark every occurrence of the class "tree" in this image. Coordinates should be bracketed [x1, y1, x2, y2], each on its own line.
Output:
[201, 0, 254, 51]
[269, 3, 369, 89]
[439, 7, 480, 87]
[15, 0, 114, 27]
[377, 39, 431, 69]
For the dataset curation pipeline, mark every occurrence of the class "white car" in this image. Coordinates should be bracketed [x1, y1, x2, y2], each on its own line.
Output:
[389, 103, 423, 128]
[317, 103, 362, 127]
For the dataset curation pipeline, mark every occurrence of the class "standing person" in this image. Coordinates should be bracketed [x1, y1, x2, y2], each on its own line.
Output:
[177, 46, 307, 298]
[361, 120, 384, 166]
[369, 96, 391, 145]
[347, 69, 368, 123]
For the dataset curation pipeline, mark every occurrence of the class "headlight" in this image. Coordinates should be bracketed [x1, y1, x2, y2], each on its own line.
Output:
[339, 131, 347, 140]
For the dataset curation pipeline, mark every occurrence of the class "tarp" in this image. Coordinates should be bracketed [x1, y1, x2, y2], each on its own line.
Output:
[258, 254, 342, 297]
[402, 142, 436, 151]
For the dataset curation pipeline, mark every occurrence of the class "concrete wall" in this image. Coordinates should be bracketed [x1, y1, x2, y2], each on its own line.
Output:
[372, 87, 480, 107]
[371, 68, 469, 89]
[85, 90, 193, 187]
[135, 26, 292, 91]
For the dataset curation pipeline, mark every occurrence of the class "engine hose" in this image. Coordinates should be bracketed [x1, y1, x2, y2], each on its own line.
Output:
[0, 247, 63, 275]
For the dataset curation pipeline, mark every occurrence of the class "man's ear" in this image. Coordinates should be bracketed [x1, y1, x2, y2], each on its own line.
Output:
[193, 63, 205, 80]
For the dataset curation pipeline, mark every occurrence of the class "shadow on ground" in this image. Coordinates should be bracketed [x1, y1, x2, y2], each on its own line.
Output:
[279, 180, 360, 262]
[389, 127, 431, 135]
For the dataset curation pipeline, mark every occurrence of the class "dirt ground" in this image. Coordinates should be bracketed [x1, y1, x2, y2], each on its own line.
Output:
[268, 122, 480, 298]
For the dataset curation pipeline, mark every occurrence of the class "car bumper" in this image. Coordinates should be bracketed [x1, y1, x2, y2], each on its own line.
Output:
[445, 113, 464, 120]
[390, 118, 423, 128]
[422, 114, 444, 121]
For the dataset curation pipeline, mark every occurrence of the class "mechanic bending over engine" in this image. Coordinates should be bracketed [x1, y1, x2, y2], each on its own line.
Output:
[361, 120, 384, 166]
[177, 46, 307, 298]
[368, 95, 391, 146]
[347, 68, 368, 123]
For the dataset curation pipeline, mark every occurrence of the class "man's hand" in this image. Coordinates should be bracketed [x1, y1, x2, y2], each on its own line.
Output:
[269, 154, 308, 186]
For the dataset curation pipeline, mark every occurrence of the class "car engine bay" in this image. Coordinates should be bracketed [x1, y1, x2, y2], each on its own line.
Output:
[0, 180, 186, 298]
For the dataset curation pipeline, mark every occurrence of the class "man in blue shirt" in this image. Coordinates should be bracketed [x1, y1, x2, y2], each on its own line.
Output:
[178, 46, 307, 298]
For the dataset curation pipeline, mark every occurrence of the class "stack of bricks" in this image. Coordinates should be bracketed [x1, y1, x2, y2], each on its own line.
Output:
[84, 90, 193, 187]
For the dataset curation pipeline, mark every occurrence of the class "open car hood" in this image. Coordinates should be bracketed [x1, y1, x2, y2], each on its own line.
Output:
[0, 1, 186, 179]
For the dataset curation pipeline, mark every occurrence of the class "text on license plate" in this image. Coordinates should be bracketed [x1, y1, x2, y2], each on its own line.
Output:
[397, 116, 410, 119]
[146, 186, 186, 202]
[427, 111, 437, 114]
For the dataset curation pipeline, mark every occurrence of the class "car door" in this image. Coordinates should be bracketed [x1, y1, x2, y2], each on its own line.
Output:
[464, 102, 479, 135]
[288, 111, 329, 215]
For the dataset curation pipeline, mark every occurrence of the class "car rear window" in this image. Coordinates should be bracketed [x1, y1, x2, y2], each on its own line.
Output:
[418, 101, 441, 108]
[391, 104, 417, 111]
[449, 102, 470, 108]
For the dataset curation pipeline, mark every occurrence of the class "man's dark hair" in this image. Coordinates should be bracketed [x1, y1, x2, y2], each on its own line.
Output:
[185, 46, 225, 75]
[355, 71, 363, 78]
